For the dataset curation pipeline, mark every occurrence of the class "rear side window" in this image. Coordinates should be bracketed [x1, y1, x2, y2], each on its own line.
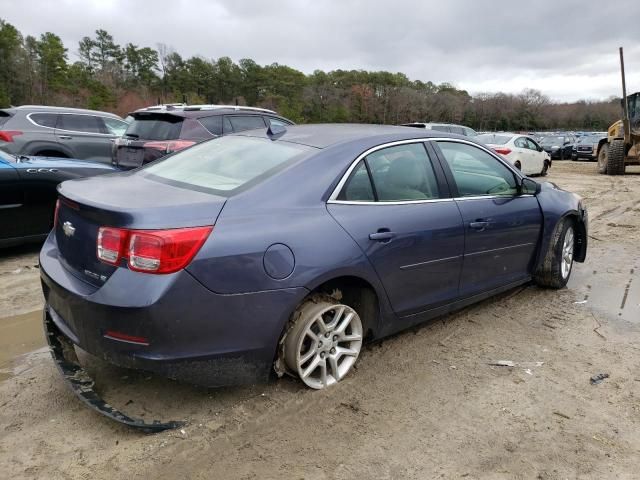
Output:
[265, 117, 292, 128]
[125, 114, 183, 140]
[199, 115, 223, 136]
[226, 115, 266, 133]
[437, 141, 518, 197]
[463, 127, 477, 137]
[430, 125, 451, 133]
[0, 111, 12, 127]
[102, 117, 129, 136]
[449, 126, 465, 135]
[143, 136, 311, 194]
[338, 161, 375, 201]
[338, 143, 440, 202]
[58, 114, 105, 134]
[29, 113, 58, 128]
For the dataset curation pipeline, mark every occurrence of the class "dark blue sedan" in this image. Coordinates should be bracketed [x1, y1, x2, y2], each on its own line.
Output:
[41, 124, 587, 393]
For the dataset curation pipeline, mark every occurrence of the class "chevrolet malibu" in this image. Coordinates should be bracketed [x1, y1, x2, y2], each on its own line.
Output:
[41, 124, 588, 393]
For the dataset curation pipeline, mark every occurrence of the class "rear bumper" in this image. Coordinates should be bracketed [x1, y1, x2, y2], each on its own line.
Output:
[40, 234, 308, 387]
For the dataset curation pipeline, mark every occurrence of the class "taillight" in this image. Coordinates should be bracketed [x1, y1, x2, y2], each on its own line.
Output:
[53, 199, 60, 227]
[97, 227, 128, 265]
[143, 140, 196, 154]
[493, 147, 512, 156]
[97, 226, 212, 274]
[0, 130, 23, 142]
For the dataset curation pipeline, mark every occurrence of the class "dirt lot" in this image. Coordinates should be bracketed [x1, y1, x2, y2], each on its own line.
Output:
[1, 161, 639, 479]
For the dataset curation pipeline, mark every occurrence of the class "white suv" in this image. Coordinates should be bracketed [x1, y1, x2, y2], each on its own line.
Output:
[400, 122, 477, 137]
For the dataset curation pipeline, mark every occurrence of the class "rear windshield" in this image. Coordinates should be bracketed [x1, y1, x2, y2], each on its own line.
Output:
[0, 111, 12, 127]
[142, 136, 312, 195]
[125, 114, 183, 140]
[476, 134, 512, 145]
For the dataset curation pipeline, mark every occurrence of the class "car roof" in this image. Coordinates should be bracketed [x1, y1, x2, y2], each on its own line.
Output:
[130, 105, 279, 119]
[4, 105, 123, 118]
[235, 123, 466, 149]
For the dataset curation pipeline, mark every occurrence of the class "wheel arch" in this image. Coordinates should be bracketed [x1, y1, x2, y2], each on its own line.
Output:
[304, 274, 384, 340]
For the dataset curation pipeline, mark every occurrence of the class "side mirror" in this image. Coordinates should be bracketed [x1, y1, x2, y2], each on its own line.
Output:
[519, 177, 541, 195]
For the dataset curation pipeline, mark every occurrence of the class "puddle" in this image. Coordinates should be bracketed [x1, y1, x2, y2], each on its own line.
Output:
[568, 245, 640, 322]
[0, 310, 45, 382]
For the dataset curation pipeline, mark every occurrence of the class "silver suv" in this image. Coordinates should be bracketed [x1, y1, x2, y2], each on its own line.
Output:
[0, 106, 129, 164]
[400, 122, 477, 137]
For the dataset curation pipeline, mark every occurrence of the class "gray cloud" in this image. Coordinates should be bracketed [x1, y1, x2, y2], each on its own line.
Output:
[3, 0, 640, 101]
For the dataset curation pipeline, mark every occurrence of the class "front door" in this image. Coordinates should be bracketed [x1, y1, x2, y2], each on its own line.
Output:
[55, 114, 114, 163]
[433, 140, 543, 298]
[327, 141, 465, 316]
[0, 159, 24, 242]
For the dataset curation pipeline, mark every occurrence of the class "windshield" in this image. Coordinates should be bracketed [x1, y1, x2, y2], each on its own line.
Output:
[476, 134, 512, 145]
[143, 135, 312, 195]
[540, 136, 564, 145]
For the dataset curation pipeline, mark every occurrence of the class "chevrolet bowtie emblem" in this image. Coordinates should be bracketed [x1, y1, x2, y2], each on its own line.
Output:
[62, 221, 76, 237]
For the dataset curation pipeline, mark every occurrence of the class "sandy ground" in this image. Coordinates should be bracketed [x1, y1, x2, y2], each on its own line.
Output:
[1, 161, 640, 479]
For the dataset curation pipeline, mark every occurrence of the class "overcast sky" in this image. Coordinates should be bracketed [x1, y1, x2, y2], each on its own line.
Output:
[2, 0, 640, 102]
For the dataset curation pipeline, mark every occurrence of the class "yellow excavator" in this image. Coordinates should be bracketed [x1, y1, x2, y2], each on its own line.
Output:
[597, 47, 640, 175]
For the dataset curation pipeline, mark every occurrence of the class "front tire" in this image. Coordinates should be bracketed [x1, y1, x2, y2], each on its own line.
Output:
[540, 159, 550, 176]
[534, 219, 575, 289]
[283, 297, 363, 389]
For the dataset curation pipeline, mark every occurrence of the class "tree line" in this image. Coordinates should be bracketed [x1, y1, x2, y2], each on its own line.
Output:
[0, 18, 622, 131]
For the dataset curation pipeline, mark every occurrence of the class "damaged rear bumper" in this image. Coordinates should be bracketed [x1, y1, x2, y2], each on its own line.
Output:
[44, 307, 184, 433]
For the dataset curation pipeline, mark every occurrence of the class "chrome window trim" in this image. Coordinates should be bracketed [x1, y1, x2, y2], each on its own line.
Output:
[327, 138, 444, 203]
[329, 198, 455, 206]
[327, 137, 527, 205]
[26, 112, 125, 137]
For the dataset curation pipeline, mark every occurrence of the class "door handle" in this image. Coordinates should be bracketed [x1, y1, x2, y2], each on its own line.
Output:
[58, 135, 72, 140]
[369, 230, 396, 242]
[469, 221, 490, 230]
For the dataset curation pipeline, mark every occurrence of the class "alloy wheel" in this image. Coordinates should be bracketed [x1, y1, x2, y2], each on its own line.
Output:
[561, 226, 574, 279]
[285, 302, 363, 389]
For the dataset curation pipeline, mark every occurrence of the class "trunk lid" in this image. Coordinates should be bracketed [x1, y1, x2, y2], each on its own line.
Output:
[56, 173, 226, 286]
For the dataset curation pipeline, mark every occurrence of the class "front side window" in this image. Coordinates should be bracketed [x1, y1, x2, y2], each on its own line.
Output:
[143, 135, 311, 195]
[525, 138, 540, 151]
[437, 141, 518, 197]
[58, 114, 105, 134]
[338, 143, 440, 202]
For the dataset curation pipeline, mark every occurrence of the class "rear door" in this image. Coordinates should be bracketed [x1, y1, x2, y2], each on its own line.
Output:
[433, 140, 542, 298]
[55, 114, 113, 162]
[327, 141, 464, 316]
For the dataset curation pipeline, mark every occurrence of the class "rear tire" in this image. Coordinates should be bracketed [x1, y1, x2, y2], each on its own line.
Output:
[283, 296, 363, 389]
[607, 139, 626, 175]
[534, 218, 575, 289]
[597, 144, 608, 174]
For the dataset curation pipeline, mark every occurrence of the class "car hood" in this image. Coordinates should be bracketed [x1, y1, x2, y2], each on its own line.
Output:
[14, 156, 115, 171]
